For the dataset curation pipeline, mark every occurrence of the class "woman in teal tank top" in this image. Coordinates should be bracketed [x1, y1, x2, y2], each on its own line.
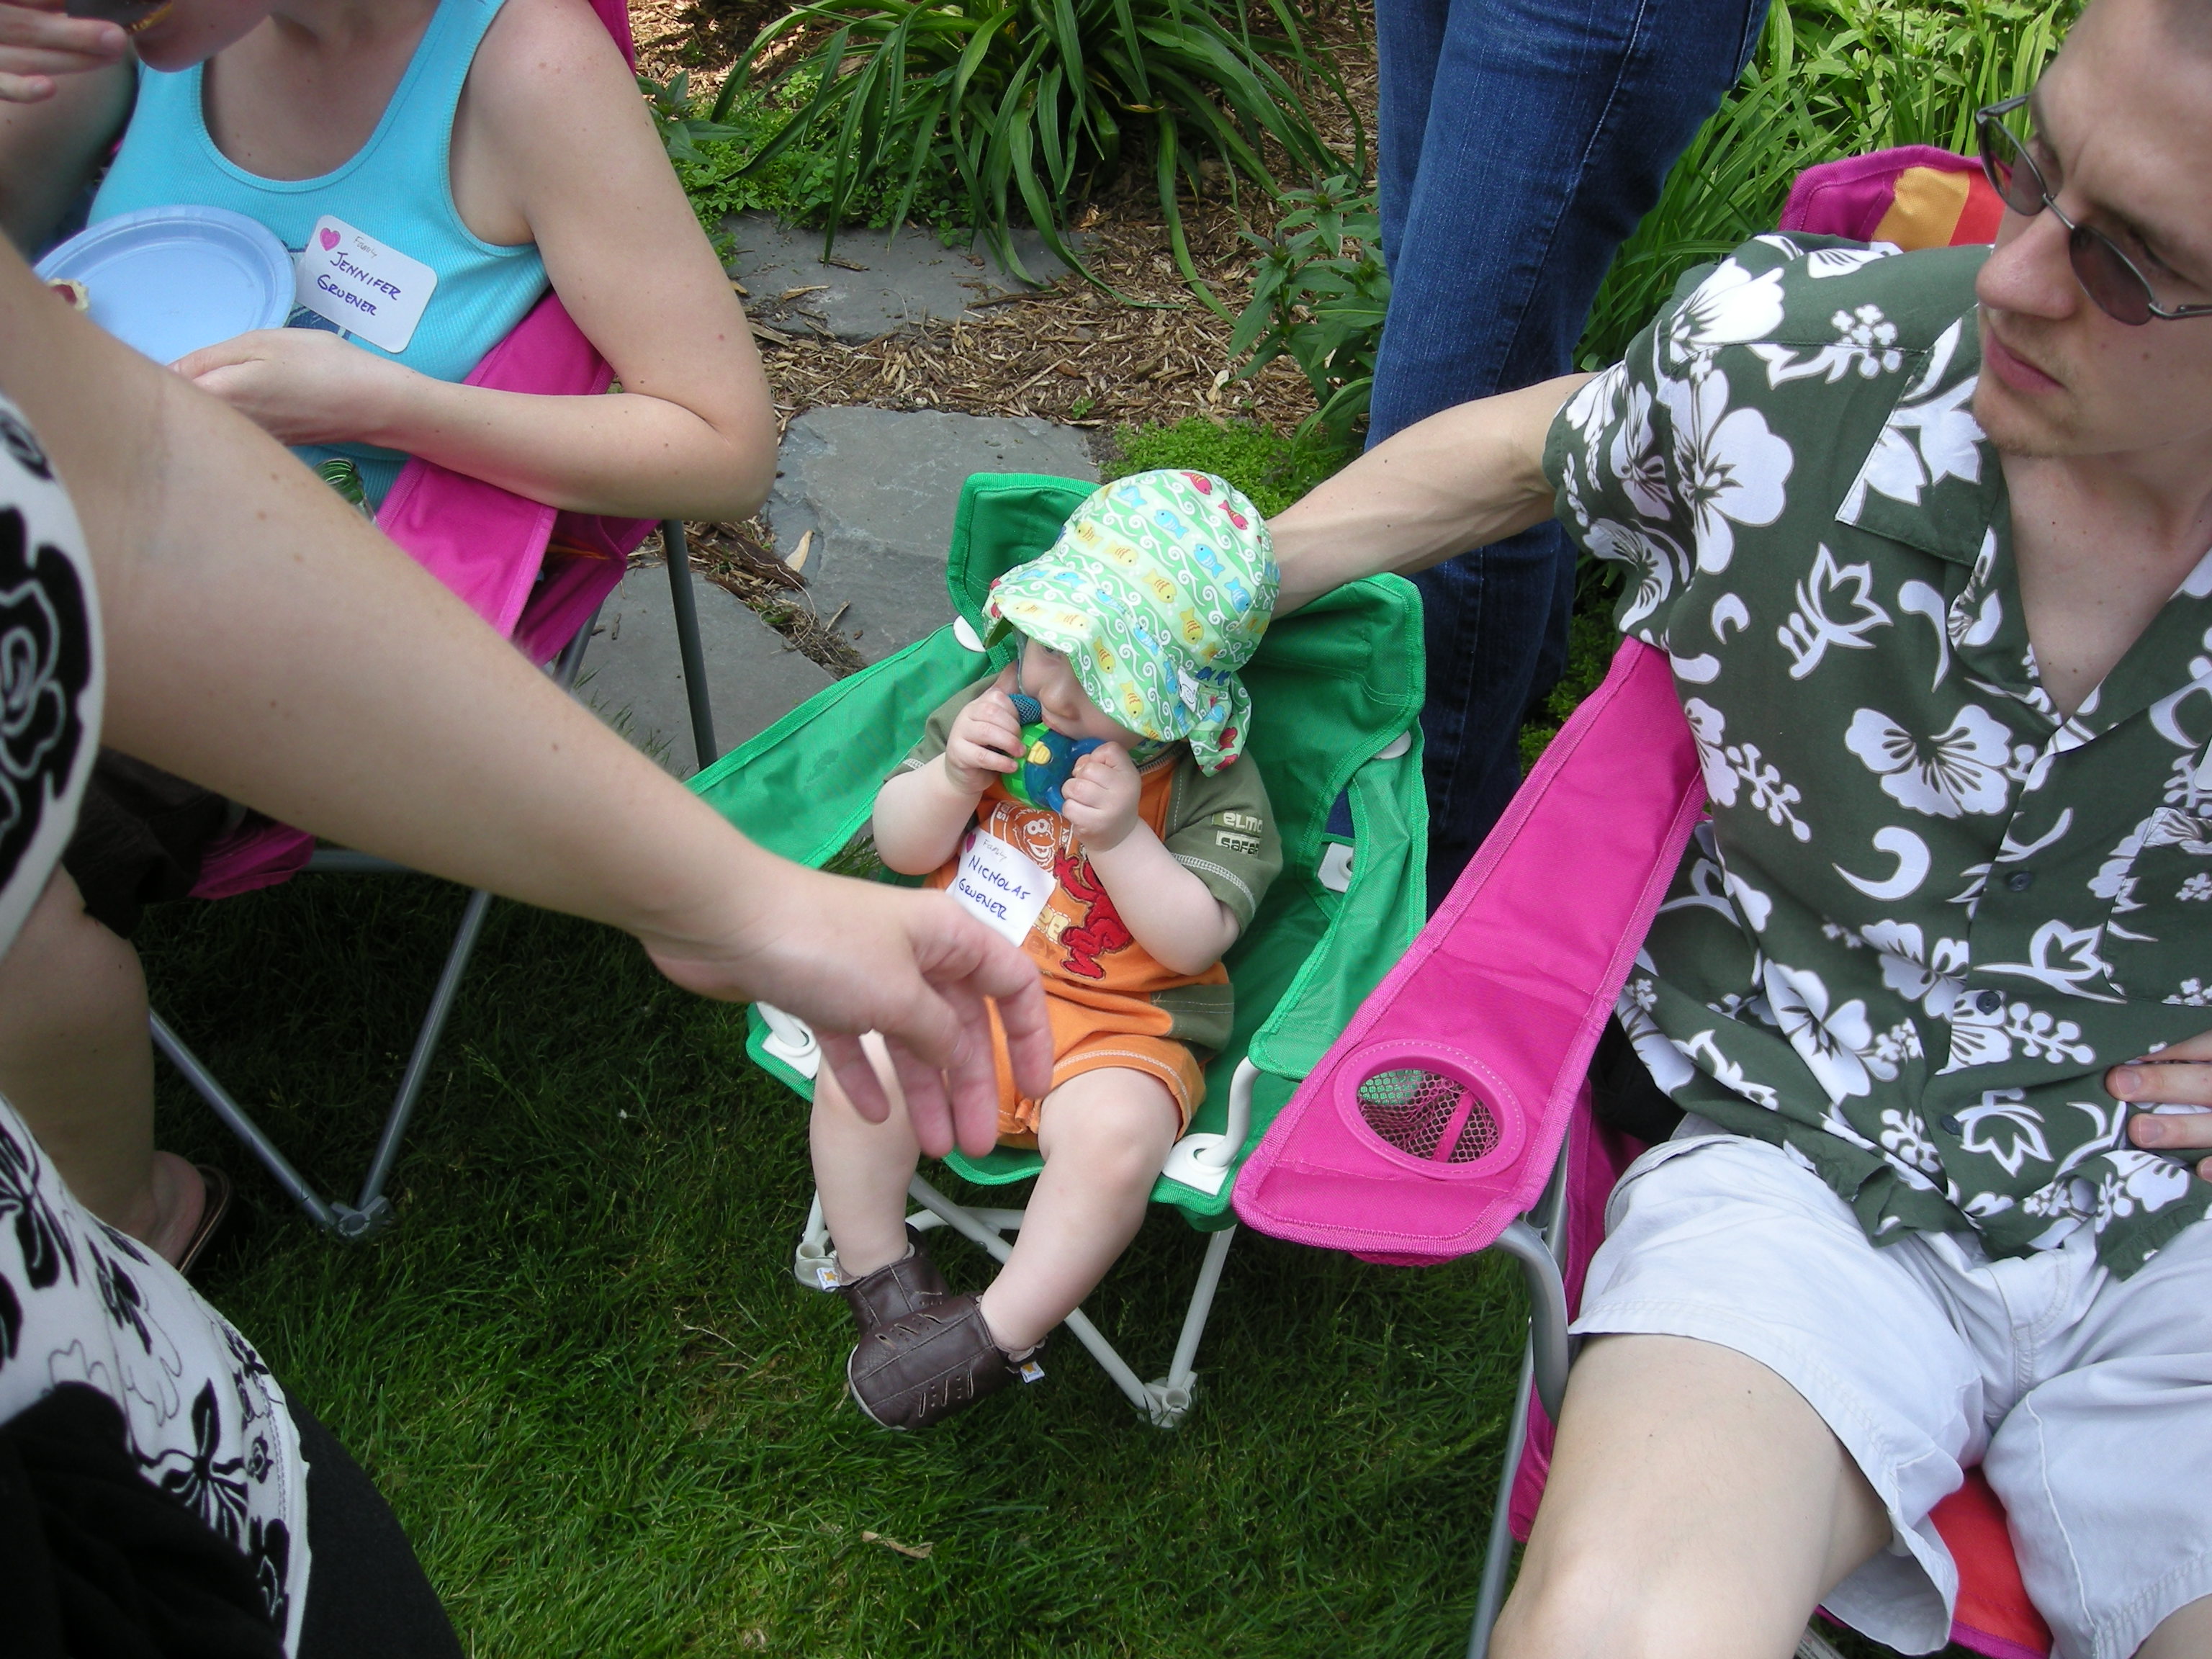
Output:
[0, 0, 775, 520]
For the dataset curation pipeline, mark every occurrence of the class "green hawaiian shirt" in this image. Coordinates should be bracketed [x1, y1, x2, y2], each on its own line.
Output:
[1547, 232, 2212, 1276]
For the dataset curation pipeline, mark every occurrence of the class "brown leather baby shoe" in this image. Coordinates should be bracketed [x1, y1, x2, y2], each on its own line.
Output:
[846, 1293, 1043, 1430]
[834, 1225, 949, 1334]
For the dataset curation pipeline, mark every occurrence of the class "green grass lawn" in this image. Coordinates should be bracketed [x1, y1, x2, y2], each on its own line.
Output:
[144, 873, 1534, 1657]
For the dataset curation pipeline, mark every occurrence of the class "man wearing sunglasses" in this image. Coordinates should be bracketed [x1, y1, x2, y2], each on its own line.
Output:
[1266, 0, 2212, 1652]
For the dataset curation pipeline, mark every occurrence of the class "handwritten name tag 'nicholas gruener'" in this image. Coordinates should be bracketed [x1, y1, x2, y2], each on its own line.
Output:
[948, 828, 1052, 946]
[295, 215, 437, 354]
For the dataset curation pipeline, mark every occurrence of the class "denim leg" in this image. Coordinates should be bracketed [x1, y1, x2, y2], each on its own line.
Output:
[1369, 0, 1767, 903]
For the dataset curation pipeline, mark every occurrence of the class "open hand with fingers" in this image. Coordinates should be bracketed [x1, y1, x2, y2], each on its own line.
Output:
[636, 862, 1051, 1161]
[171, 328, 418, 448]
[2111, 1030, 2212, 1177]
[0, 1, 129, 104]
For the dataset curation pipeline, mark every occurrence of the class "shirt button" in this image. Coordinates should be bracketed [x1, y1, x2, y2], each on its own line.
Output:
[2004, 869, 2035, 892]
[1938, 1113, 1963, 1135]
[1976, 989, 2004, 1015]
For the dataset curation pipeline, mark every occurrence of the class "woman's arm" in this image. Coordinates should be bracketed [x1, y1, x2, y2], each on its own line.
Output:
[0, 243, 1044, 1159]
[1268, 372, 1593, 612]
[178, 0, 775, 522]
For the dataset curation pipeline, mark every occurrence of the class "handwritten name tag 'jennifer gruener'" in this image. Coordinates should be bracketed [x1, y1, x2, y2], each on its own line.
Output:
[294, 215, 437, 354]
[948, 829, 1052, 946]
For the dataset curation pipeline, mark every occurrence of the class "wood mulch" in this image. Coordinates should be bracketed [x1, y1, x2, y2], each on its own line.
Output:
[623, 0, 1376, 675]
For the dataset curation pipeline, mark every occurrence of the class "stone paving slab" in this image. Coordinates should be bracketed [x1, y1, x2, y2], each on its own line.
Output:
[766, 406, 1097, 663]
[726, 213, 1075, 342]
[577, 564, 832, 778]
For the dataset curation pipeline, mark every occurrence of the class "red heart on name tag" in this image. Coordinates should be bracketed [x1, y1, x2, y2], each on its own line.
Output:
[318, 227, 340, 251]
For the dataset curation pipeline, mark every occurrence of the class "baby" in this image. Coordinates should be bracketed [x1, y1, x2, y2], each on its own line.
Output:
[810, 469, 1281, 1429]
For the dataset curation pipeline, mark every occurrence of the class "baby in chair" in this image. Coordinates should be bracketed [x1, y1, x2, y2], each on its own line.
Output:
[810, 470, 1281, 1429]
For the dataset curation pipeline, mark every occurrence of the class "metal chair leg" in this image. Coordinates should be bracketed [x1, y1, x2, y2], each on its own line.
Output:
[157, 606, 614, 1241]
[661, 519, 719, 770]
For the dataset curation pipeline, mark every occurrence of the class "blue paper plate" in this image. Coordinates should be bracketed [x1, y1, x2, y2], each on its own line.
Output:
[36, 205, 293, 365]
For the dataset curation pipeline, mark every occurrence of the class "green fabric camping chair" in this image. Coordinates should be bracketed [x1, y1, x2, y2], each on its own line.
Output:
[689, 472, 1427, 1426]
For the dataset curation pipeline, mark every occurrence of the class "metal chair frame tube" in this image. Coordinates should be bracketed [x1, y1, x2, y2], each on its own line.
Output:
[1467, 1147, 1575, 1658]
[154, 595, 685, 1241]
[660, 519, 719, 771]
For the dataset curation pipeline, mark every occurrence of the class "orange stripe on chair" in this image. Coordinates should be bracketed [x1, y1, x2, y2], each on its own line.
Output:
[1931, 1470, 2055, 1659]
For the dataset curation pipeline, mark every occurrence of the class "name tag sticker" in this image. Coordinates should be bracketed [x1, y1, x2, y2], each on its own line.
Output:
[949, 829, 1052, 945]
[294, 215, 436, 354]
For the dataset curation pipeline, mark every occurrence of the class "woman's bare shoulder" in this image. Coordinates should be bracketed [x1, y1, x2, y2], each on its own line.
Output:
[464, 0, 640, 134]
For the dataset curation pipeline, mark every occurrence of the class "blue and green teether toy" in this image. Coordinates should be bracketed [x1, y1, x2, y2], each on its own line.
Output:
[1004, 693, 1101, 811]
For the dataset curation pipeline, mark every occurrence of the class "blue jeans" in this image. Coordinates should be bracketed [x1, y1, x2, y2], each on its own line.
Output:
[1371, 0, 1768, 908]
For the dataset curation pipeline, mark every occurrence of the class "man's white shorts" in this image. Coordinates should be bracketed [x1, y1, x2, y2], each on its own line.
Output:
[1572, 1130, 2212, 1659]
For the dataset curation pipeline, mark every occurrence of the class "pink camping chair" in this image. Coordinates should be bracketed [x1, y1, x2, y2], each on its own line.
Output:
[1233, 149, 2054, 1659]
[150, 0, 727, 1240]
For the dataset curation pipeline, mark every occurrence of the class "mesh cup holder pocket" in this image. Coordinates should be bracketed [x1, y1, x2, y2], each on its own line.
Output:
[1327, 1043, 1521, 1177]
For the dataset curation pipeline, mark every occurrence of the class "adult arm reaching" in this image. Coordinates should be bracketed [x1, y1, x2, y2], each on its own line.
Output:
[0, 240, 1046, 1159]
[1267, 372, 1592, 612]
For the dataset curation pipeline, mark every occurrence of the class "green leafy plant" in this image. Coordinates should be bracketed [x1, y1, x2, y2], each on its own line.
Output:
[1228, 174, 1386, 442]
[1576, 0, 2079, 365]
[712, 0, 1352, 289]
[638, 70, 749, 164]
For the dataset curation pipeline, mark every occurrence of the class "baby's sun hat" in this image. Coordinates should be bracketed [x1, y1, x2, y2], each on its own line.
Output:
[983, 469, 1277, 774]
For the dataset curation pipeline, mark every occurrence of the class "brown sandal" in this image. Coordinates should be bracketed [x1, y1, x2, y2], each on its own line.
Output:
[834, 1225, 949, 1334]
[846, 1293, 1043, 1430]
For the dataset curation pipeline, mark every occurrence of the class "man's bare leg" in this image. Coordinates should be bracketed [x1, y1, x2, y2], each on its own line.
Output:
[2139, 1594, 2212, 1657]
[0, 869, 203, 1259]
[976, 1069, 1179, 1353]
[809, 1032, 925, 1279]
[1492, 1334, 1892, 1659]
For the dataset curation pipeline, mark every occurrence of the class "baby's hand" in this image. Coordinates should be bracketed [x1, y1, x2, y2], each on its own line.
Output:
[943, 678, 1022, 796]
[1060, 742, 1141, 850]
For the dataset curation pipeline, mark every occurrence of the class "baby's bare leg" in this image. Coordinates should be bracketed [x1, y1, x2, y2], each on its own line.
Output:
[809, 1033, 924, 1278]
[977, 1067, 1180, 1352]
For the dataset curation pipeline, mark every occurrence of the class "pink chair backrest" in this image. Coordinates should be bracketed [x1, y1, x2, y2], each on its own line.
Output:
[191, 0, 652, 901]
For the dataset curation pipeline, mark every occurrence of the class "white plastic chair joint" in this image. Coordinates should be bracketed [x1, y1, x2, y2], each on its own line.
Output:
[757, 1002, 821, 1079]
[1141, 1378, 1193, 1427]
[1160, 1059, 1259, 1197]
[1375, 729, 1414, 760]
[1316, 841, 1355, 893]
[953, 615, 986, 652]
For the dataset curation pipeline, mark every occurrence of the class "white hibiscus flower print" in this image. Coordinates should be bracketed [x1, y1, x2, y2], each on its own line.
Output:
[1979, 920, 2123, 1004]
[1956, 1090, 2052, 1177]
[1843, 703, 2015, 817]
[1802, 243, 1899, 279]
[1683, 698, 1738, 809]
[1777, 544, 1893, 679]
[1657, 369, 1794, 574]
[2093, 1150, 2194, 1228]
[1609, 379, 1670, 522]
[1679, 1029, 1781, 1110]
[1877, 1107, 1944, 1177]
[1751, 302, 1907, 387]
[2180, 873, 2212, 901]
[2167, 978, 2212, 1007]
[1766, 961, 1876, 1103]
[1584, 517, 1686, 632]
[1837, 318, 1987, 518]
[1683, 702, 1812, 840]
[1660, 258, 1789, 369]
[1937, 997, 2100, 1073]
[1859, 920, 1969, 1017]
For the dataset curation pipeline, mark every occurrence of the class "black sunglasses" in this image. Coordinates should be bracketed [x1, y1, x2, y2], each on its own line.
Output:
[1975, 94, 2212, 325]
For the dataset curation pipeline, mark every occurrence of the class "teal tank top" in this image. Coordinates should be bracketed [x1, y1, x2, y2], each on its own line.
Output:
[92, 0, 549, 505]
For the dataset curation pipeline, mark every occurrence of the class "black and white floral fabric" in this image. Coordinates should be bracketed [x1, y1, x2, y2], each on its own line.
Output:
[0, 396, 98, 961]
[1548, 235, 2212, 1277]
[0, 394, 310, 1650]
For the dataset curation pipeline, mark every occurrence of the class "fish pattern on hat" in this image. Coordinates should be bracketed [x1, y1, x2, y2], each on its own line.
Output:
[984, 470, 1277, 773]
